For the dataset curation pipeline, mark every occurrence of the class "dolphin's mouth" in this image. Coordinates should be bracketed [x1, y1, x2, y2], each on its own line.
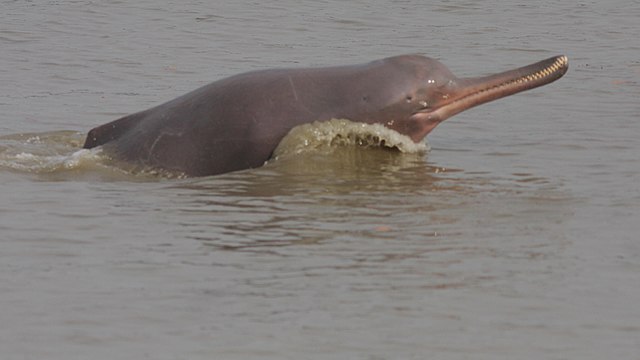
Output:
[429, 55, 569, 121]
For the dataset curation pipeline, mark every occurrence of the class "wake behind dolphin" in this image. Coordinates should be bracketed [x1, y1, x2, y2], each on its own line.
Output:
[83, 54, 568, 177]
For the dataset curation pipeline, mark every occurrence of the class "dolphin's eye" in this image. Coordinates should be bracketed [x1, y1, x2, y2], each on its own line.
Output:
[405, 95, 413, 103]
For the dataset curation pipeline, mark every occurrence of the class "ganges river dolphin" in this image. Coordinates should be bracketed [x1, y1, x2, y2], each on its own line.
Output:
[83, 54, 568, 177]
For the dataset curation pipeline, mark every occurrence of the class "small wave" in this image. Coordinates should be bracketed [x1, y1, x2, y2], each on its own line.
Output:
[0, 131, 105, 174]
[0, 131, 187, 180]
[272, 118, 430, 159]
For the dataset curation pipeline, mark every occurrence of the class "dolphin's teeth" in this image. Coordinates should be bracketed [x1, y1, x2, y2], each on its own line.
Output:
[518, 56, 567, 85]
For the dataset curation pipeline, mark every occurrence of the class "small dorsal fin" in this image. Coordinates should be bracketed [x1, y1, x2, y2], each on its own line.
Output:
[83, 111, 146, 149]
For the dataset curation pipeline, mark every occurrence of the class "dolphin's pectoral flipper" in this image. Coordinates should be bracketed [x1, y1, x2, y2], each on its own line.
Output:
[83, 111, 147, 149]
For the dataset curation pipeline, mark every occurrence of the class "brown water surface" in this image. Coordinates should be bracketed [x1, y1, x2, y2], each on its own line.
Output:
[1, 1, 639, 359]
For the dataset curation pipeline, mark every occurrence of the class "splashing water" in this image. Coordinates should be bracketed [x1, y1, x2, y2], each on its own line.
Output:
[272, 118, 430, 160]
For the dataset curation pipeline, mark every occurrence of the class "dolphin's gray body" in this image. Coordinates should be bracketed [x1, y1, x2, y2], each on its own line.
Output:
[84, 54, 568, 176]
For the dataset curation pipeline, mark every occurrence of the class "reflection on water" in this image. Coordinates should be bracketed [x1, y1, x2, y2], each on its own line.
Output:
[170, 146, 458, 249]
[0, 128, 571, 260]
[155, 143, 573, 262]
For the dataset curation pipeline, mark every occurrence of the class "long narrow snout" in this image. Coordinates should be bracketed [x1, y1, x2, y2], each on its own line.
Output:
[432, 55, 568, 121]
